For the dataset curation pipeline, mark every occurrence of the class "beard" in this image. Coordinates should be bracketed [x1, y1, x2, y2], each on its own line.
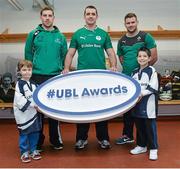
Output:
[43, 22, 53, 29]
[127, 27, 137, 34]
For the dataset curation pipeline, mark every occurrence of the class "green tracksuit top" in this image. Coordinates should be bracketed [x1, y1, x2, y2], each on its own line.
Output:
[25, 25, 67, 75]
[70, 27, 113, 70]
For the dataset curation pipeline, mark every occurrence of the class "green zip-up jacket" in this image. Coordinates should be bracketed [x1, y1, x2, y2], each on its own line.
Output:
[25, 24, 67, 75]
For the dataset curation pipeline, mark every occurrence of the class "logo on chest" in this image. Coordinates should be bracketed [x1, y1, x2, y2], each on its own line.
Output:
[96, 36, 101, 41]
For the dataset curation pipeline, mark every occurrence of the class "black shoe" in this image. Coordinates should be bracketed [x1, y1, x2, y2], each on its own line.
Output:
[53, 143, 64, 150]
[115, 135, 134, 145]
[75, 140, 88, 149]
[98, 140, 111, 149]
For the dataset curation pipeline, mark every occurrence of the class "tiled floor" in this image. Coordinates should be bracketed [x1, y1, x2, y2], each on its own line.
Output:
[0, 118, 180, 168]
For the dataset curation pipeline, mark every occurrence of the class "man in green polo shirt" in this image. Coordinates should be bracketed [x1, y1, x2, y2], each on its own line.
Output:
[115, 13, 158, 145]
[62, 5, 117, 150]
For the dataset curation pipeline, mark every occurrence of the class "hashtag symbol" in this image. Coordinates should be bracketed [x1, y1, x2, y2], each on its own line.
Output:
[47, 89, 55, 98]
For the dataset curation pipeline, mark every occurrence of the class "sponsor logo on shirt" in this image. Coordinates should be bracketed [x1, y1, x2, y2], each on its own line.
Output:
[80, 36, 86, 40]
[122, 40, 126, 44]
[96, 36, 101, 41]
[137, 36, 142, 42]
[81, 44, 101, 48]
[55, 38, 62, 44]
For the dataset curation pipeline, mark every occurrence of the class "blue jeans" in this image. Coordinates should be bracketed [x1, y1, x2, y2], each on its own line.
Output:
[19, 131, 40, 155]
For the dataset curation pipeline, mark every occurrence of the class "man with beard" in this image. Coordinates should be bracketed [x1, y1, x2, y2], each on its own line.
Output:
[115, 13, 158, 145]
[25, 7, 67, 151]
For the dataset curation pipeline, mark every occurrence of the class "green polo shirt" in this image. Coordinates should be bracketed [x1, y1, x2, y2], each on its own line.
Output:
[70, 27, 113, 70]
[117, 31, 156, 76]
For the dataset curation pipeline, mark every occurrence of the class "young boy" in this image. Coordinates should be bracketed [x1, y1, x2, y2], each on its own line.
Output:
[13, 60, 42, 163]
[130, 47, 159, 160]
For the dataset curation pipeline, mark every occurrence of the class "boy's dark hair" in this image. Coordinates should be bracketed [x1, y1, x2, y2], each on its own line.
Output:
[40, 6, 54, 16]
[124, 13, 137, 21]
[84, 5, 98, 15]
[138, 47, 151, 57]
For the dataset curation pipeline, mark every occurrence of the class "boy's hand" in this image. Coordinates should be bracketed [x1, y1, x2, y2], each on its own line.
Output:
[137, 94, 143, 103]
[34, 106, 43, 113]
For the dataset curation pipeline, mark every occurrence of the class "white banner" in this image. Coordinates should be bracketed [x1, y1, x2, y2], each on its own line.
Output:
[33, 70, 141, 123]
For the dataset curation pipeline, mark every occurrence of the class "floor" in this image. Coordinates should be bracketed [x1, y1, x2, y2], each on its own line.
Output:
[0, 117, 180, 168]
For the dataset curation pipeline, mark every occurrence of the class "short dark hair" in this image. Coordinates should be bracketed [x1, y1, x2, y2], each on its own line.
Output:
[124, 13, 137, 22]
[40, 6, 54, 16]
[138, 47, 151, 57]
[2, 72, 12, 81]
[84, 5, 98, 15]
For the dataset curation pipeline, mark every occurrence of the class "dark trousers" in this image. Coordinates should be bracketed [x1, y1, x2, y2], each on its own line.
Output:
[76, 121, 109, 141]
[31, 74, 62, 147]
[135, 118, 158, 149]
[122, 110, 135, 139]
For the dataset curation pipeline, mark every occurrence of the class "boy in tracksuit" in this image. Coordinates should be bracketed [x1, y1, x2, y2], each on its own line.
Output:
[130, 47, 159, 160]
[13, 60, 42, 163]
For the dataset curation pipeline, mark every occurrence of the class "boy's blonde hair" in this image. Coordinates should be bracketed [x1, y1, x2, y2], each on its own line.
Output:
[18, 60, 32, 71]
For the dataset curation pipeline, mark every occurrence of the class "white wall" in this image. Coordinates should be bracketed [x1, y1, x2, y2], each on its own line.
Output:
[0, 0, 180, 33]
[0, 39, 180, 80]
[0, 0, 180, 79]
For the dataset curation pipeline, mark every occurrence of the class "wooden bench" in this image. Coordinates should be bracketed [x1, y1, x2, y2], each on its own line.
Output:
[158, 100, 180, 116]
[158, 100, 180, 105]
[0, 103, 13, 108]
[0, 100, 180, 117]
[1, 100, 179, 108]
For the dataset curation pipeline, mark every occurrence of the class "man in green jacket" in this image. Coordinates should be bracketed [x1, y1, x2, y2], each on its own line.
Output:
[25, 7, 67, 151]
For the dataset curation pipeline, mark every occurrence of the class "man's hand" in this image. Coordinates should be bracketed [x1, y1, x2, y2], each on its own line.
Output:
[137, 94, 143, 103]
[61, 68, 70, 74]
[109, 66, 118, 72]
[119, 56, 123, 64]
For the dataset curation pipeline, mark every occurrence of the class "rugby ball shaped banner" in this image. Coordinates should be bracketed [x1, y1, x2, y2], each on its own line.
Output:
[33, 70, 141, 123]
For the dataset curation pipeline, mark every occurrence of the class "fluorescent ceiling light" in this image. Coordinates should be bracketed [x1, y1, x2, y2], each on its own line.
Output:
[33, 0, 54, 9]
[8, 0, 24, 11]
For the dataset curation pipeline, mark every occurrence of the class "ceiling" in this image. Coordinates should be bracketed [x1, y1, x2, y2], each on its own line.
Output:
[2, 0, 180, 12]
[1, 0, 54, 11]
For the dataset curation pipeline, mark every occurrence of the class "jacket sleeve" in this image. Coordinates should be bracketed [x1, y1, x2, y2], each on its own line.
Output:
[141, 71, 159, 96]
[24, 31, 34, 62]
[61, 35, 68, 67]
[14, 83, 34, 112]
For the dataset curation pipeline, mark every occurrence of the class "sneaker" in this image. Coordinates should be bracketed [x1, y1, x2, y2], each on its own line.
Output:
[21, 152, 31, 163]
[75, 140, 88, 149]
[98, 140, 111, 149]
[36, 145, 43, 153]
[36, 149, 43, 153]
[130, 146, 147, 155]
[53, 143, 64, 150]
[31, 150, 42, 160]
[115, 135, 134, 145]
[149, 149, 158, 160]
